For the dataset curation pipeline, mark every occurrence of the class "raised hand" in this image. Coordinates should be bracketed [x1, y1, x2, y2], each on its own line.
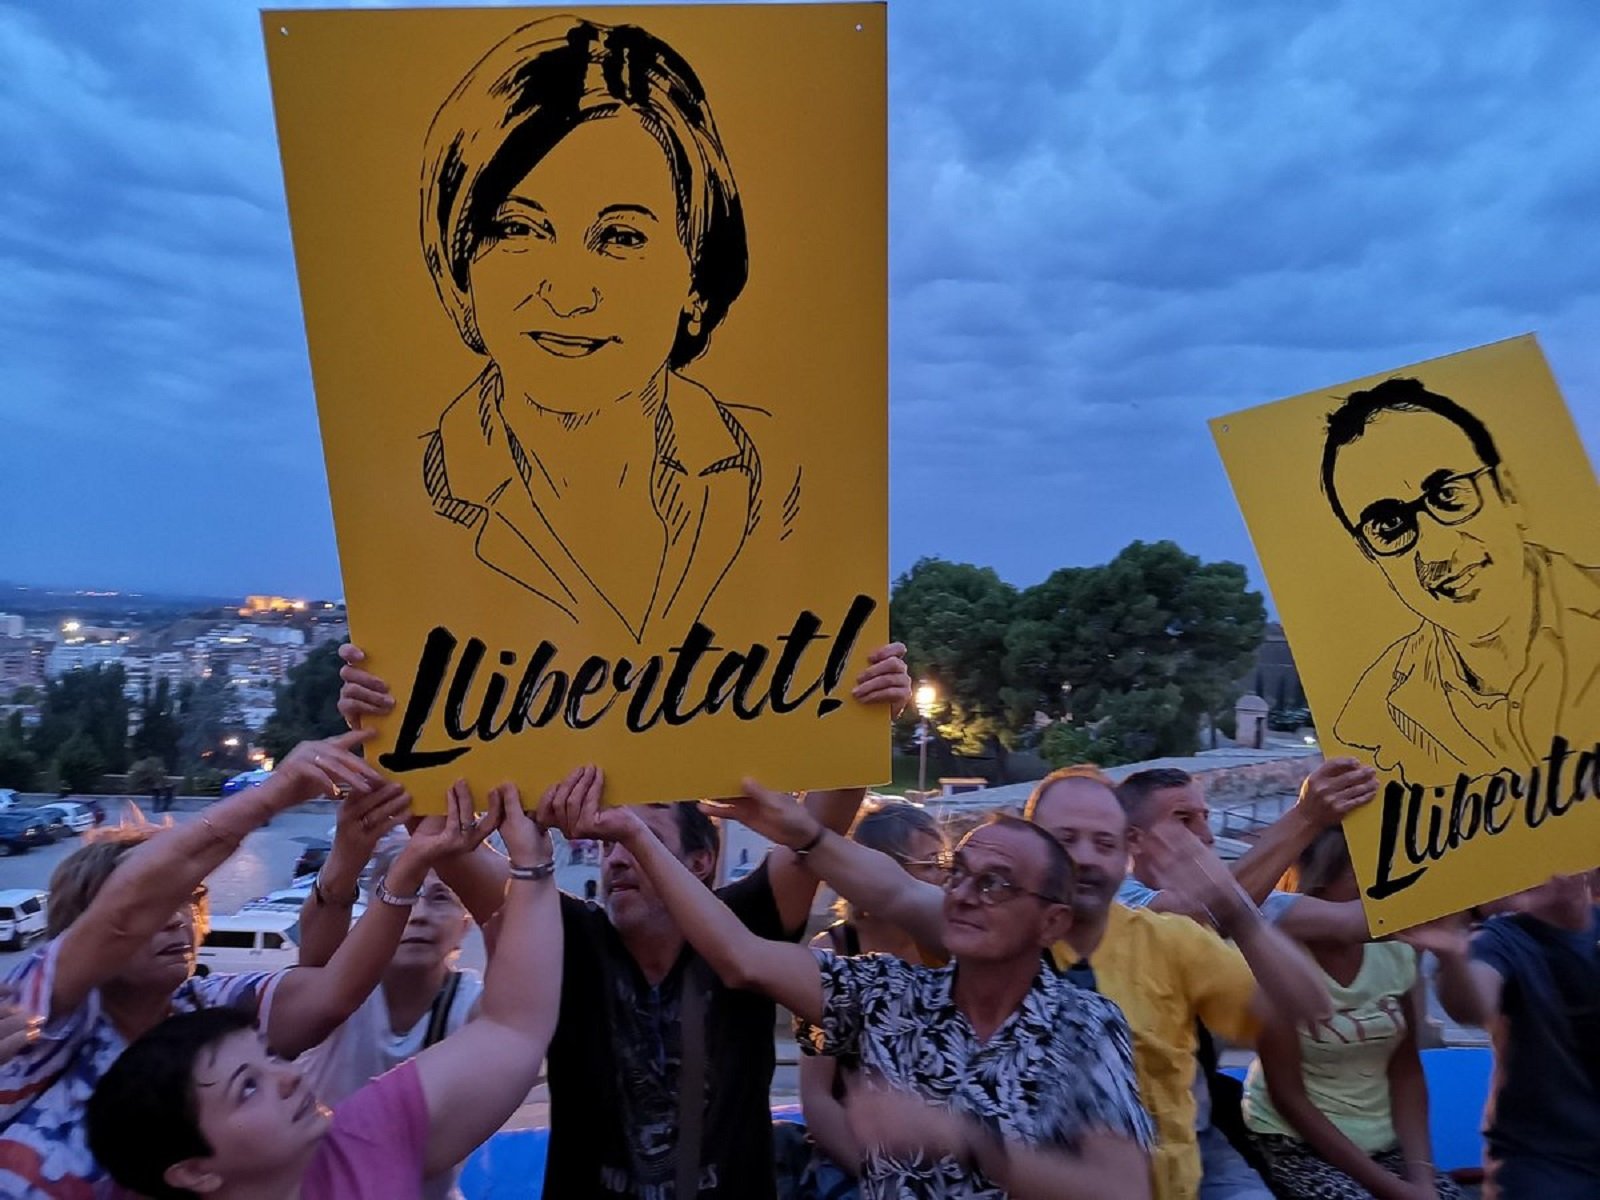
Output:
[1143, 822, 1253, 933]
[337, 643, 395, 730]
[1395, 912, 1472, 959]
[493, 782, 551, 867]
[854, 642, 912, 717]
[274, 730, 385, 807]
[1297, 757, 1379, 827]
[537, 766, 639, 844]
[330, 780, 411, 861]
[404, 780, 504, 867]
[700, 779, 821, 850]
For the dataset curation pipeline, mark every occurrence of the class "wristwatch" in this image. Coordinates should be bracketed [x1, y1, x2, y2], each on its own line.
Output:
[374, 876, 421, 907]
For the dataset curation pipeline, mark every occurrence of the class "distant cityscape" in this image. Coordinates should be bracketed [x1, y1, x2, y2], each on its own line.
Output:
[0, 584, 349, 752]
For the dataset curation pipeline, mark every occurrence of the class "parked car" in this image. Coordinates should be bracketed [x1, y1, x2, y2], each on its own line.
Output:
[34, 801, 96, 836]
[195, 911, 301, 976]
[221, 768, 274, 798]
[0, 888, 48, 950]
[0, 812, 50, 856]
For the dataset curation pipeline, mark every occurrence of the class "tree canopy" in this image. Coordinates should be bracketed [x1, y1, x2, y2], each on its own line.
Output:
[890, 540, 1265, 768]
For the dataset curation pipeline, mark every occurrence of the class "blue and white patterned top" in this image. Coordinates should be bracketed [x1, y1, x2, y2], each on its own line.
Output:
[0, 939, 284, 1199]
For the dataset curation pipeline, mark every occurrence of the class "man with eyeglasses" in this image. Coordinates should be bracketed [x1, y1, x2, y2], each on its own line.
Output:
[712, 768, 1331, 1200]
[546, 775, 1154, 1199]
[1322, 376, 1600, 788]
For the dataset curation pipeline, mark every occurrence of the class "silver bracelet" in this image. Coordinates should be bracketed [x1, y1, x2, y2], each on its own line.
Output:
[374, 876, 421, 907]
[508, 861, 556, 882]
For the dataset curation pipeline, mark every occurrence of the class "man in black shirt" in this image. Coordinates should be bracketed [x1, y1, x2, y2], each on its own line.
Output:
[337, 642, 911, 1197]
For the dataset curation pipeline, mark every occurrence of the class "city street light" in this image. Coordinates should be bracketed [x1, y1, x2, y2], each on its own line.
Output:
[914, 682, 938, 797]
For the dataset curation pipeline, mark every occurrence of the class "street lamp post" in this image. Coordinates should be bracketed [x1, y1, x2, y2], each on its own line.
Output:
[914, 682, 938, 798]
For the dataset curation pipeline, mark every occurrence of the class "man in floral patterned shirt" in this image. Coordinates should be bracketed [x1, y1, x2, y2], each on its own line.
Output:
[549, 778, 1154, 1200]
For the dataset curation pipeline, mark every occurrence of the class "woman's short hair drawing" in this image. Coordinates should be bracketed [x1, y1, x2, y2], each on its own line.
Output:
[421, 16, 748, 367]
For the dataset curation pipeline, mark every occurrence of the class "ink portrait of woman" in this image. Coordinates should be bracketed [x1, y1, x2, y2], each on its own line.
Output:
[419, 17, 800, 645]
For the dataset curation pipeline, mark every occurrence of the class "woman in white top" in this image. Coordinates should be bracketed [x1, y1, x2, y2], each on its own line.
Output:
[1244, 828, 1460, 1200]
[299, 858, 484, 1200]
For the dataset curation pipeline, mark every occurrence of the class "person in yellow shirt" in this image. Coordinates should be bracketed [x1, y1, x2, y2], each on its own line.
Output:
[708, 769, 1331, 1200]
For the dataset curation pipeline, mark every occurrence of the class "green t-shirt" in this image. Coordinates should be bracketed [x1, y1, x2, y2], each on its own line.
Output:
[1243, 941, 1418, 1154]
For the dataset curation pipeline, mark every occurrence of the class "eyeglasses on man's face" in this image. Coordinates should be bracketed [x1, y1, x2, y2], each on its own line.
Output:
[1355, 466, 1495, 558]
[934, 850, 1062, 907]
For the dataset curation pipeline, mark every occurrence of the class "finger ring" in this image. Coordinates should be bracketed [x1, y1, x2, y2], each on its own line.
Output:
[333, 783, 353, 802]
[360, 815, 372, 831]
[458, 821, 471, 834]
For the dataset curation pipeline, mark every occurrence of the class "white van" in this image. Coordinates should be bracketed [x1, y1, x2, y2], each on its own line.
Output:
[0, 889, 48, 950]
[196, 911, 301, 976]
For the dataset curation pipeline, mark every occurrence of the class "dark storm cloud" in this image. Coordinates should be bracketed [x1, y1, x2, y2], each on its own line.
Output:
[1, 0, 1597, 597]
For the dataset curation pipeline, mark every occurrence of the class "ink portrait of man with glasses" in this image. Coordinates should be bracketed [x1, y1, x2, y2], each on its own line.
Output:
[1322, 377, 1600, 788]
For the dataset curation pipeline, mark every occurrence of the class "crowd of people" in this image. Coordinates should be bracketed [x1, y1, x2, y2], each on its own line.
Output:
[0, 640, 1593, 1200]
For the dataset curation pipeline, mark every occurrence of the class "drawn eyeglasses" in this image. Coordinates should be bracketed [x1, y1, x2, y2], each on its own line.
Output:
[933, 850, 1063, 907]
[1356, 467, 1495, 558]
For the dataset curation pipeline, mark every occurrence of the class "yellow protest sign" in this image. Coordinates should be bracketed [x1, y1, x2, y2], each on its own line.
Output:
[264, 5, 887, 808]
[1213, 336, 1600, 931]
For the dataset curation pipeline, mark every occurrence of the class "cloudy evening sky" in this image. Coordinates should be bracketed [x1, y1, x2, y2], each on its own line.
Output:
[2, 0, 1598, 600]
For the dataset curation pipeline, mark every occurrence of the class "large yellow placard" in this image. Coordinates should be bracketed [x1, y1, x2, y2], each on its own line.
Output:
[1213, 336, 1600, 931]
[265, 5, 888, 808]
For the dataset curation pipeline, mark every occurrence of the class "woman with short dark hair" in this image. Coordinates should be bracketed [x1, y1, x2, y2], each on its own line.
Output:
[419, 15, 797, 643]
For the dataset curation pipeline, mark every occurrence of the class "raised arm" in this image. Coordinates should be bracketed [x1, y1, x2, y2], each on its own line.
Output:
[1230, 758, 1377, 903]
[413, 777, 562, 1177]
[550, 768, 825, 1023]
[704, 782, 949, 956]
[337, 642, 513, 929]
[847, 1086, 1152, 1200]
[1399, 915, 1503, 1028]
[763, 642, 911, 932]
[1148, 824, 1331, 1027]
[295, 783, 411, 968]
[49, 732, 384, 1016]
[265, 787, 491, 1057]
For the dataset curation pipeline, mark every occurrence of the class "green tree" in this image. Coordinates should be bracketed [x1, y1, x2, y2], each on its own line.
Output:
[889, 559, 1019, 758]
[177, 672, 233, 769]
[56, 732, 106, 793]
[259, 642, 348, 763]
[0, 712, 38, 790]
[1012, 541, 1265, 760]
[130, 677, 182, 770]
[29, 664, 130, 774]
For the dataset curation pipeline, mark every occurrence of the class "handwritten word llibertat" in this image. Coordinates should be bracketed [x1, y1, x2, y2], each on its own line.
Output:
[378, 595, 878, 773]
[1369, 734, 1600, 900]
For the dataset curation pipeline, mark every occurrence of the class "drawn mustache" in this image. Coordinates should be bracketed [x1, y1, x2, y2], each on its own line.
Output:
[1415, 553, 1488, 591]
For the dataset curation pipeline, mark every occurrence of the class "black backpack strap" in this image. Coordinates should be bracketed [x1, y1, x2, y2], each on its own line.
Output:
[422, 969, 464, 1050]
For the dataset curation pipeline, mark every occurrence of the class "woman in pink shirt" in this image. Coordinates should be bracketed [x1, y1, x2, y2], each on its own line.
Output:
[82, 769, 580, 1200]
